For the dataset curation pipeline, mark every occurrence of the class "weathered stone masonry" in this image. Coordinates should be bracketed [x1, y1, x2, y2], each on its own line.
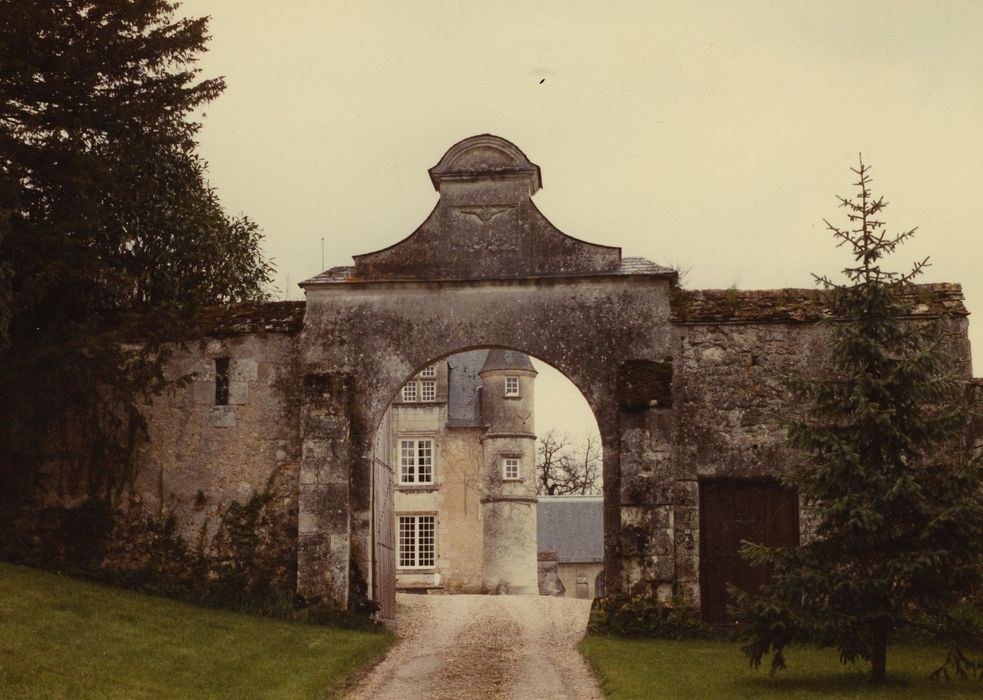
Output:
[23, 135, 978, 619]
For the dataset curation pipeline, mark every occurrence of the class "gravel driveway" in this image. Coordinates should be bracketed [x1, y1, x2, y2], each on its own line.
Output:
[347, 593, 603, 699]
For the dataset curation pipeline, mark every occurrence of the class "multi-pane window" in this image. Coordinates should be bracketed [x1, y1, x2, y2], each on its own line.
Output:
[420, 365, 436, 378]
[398, 515, 436, 568]
[401, 382, 418, 402]
[421, 380, 436, 402]
[503, 457, 520, 480]
[399, 439, 434, 484]
[401, 377, 438, 402]
[505, 376, 520, 396]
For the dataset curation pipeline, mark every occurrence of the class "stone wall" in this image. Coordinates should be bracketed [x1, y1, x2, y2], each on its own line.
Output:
[0, 302, 307, 611]
[134, 330, 303, 544]
[557, 562, 604, 599]
[664, 286, 973, 607]
[432, 428, 485, 592]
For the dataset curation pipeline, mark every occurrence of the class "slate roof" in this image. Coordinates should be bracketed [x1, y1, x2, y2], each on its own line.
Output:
[446, 350, 488, 427]
[480, 348, 536, 374]
[537, 495, 604, 564]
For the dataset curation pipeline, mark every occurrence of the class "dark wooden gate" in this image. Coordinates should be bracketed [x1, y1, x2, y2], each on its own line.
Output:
[699, 479, 799, 624]
[372, 455, 395, 617]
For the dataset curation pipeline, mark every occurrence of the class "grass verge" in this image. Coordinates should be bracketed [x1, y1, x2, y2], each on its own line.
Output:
[0, 562, 394, 699]
[579, 636, 981, 699]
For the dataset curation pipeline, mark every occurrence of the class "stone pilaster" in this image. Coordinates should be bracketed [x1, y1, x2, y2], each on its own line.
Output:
[616, 360, 676, 602]
[297, 372, 353, 607]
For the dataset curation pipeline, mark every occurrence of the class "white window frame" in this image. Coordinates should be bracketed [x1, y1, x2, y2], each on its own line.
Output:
[399, 438, 434, 484]
[505, 376, 520, 397]
[420, 380, 436, 402]
[503, 457, 520, 480]
[420, 365, 436, 378]
[401, 382, 418, 402]
[398, 514, 436, 569]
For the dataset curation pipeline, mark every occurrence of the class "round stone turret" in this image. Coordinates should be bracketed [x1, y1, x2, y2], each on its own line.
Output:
[478, 349, 539, 593]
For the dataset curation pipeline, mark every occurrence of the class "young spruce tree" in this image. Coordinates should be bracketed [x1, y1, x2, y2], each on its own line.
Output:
[732, 157, 983, 684]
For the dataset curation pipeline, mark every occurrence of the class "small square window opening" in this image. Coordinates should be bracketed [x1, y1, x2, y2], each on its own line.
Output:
[505, 376, 520, 397]
[504, 457, 520, 480]
[420, 365, 436, 378]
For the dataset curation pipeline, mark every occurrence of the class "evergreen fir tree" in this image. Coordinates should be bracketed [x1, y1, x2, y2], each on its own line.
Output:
[732, 157, 983, 684]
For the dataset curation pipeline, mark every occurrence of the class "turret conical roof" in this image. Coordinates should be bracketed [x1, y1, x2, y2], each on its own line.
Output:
[480, 349, 536, 374]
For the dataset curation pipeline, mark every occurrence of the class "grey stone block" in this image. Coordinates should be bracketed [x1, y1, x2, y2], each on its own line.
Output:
[192, 381, 215, 405]
[231, 358, 258, 382]
[228, 381, 249, 405]
[210, 405, 236, 428]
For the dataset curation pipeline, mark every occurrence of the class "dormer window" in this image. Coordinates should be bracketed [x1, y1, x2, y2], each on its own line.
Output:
[401, 371, 438, 403]
[401, 383, 418, 402]
[505, 376, 519, 397]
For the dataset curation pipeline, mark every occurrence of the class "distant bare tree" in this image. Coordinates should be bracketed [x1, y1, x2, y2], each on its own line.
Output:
[536, 429, 602, 496]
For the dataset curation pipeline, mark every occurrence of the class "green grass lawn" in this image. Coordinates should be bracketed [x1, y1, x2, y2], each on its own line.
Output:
[580, 636, 981, 699]
[0, 562, 394, 699]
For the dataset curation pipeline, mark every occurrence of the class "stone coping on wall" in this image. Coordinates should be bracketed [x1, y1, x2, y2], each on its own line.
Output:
[114, 300, 306, 340]
[300, 256, 677, 286]
[671, 283, 968, 325]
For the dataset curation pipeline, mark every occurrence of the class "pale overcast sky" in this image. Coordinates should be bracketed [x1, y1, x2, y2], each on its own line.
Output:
[180, 0, 983, 442]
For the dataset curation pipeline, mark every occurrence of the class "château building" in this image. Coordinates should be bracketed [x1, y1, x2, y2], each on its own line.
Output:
[371, 349, 540, 594]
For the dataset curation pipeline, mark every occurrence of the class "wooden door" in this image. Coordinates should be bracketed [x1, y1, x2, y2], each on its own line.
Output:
[699, 480, 799, 624]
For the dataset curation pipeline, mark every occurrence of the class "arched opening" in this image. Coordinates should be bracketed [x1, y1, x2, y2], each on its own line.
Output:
[366, 347, 604, 615]
[294, 134, 680, 614]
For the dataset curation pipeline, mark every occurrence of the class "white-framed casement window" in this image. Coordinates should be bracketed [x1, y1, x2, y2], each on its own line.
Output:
[505, 376, 520, 397]
[421, 380, 436, 402]
[399, 438, 434, 484]
[503, 456, 520, 480]
[401, 377, 437, 403]
[420, 365, 436, 378]
[401, 382, 418, 402]
[398, 514, 436, 568]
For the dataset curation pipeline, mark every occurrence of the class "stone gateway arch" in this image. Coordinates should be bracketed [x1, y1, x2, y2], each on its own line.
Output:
[29, 134, 968, 621]
[292, 134, 976, 618]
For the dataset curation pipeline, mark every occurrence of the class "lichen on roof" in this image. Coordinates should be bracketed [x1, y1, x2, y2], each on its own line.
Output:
[117, 301, 306, 340]
[671, 283, 967, 324]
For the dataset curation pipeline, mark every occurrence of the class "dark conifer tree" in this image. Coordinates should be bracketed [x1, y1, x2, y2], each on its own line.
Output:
[732, 157, 983, 683]
[0, 1, 273, 500]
